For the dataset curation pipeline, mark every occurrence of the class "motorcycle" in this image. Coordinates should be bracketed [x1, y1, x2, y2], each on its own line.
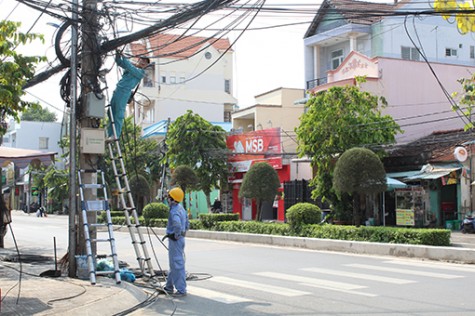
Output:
[461, 217, 475, 234]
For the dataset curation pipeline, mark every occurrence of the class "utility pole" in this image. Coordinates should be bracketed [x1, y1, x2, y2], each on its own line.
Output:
[77, 0, 101, 256]
[68, 0, 79, 277]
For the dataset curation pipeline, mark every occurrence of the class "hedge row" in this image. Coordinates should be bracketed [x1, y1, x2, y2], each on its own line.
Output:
[101, 212, 450, 247]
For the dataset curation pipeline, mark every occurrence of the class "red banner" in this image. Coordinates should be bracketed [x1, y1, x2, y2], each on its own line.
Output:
[226, 128, 282, 172]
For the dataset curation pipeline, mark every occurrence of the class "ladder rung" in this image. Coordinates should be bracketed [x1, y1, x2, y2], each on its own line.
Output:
[90, 223, 108, 227]
[80, 183, 105, 189]
[92, 238, 113, 243]
[96, 270, 119, 275]
[80, 169, 102, 173]
[83, 200, 108, 211]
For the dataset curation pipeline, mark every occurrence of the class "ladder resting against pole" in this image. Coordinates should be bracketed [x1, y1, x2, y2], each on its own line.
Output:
[78, 169, 121, 285]
[105, 103, 155, 278]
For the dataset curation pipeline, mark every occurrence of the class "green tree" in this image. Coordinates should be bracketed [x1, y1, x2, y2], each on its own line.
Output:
[238, 162, 280, 221]
[0, 21, 45, 128]
[165, 110, 228, 209]
[21, 105, 57, 122]
[129, 174, 152, 214]
[170, 165, 199, 210]
[43, 167, 69, 213]
[295, 79, 400, 221]
[333, 147, 387, 226]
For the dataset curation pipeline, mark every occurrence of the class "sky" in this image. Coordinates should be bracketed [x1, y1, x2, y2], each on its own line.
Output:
[1, 0, 320, 120]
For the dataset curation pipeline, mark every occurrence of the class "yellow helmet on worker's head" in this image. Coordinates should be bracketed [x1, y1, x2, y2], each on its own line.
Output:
[168, 187, 184, 203]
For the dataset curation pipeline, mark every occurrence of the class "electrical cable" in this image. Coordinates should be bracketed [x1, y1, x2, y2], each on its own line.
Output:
[0, 222, 22, 305]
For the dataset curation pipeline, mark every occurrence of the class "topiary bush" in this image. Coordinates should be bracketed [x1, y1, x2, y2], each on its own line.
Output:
[199, 213, 239, 229]
[143, 202, 169, 225]
[286, 202, 322, 233]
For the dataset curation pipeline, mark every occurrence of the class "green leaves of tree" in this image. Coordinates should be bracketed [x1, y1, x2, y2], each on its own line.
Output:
[21, 104, 57, 122]
[238, 162, 280, 221]
[0, 20, 45, 134]
[165, 110, 228, 204]
[295, 83, 400, 208]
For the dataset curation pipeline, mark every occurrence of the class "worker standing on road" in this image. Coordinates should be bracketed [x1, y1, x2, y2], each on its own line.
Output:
[107, 51, 150, 138]
[163, 187, 189, 297]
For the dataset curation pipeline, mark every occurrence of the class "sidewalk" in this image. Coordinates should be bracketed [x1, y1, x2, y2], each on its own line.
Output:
[2, 222, 475, 315]
[0, 246, 149, 315]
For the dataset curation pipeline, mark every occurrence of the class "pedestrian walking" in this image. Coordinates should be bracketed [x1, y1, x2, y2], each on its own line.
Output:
[107, 51, 150, 138]
[162, 187, 189, 297]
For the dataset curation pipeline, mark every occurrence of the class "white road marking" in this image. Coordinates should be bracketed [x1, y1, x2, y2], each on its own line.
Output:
[384, 260, 475, 273]
[255, 271, 365, 290]
[187, 285, 252, 304]
[347, 263, 463, 279]
[302, 267, 415, 284]
[209, 276, 310, 297]
[301, 283, 378, 297]
[255, 272, 377, 298]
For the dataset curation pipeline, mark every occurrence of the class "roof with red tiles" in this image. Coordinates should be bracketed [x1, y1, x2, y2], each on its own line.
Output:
[129, 33, 232, 59]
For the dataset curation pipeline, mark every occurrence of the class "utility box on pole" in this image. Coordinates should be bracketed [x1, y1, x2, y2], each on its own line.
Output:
[80, 128, 105, 154]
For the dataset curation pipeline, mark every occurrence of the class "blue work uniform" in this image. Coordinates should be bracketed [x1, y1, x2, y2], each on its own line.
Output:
[165, 202, 189, 294]
[107, 54, 145, 138]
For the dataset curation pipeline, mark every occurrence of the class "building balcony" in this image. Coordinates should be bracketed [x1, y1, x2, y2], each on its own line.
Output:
[306, 77, 327, 90]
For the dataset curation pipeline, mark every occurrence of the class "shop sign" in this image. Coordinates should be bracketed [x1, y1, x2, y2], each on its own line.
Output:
[227, 128, 282, 172]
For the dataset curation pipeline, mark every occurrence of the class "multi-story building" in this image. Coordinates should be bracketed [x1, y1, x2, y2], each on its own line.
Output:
[129, 33, 237, 131]
[304, 0, 475, 143]
[1, 120, 61, 210]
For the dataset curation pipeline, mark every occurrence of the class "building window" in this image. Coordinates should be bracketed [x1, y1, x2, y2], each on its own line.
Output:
[170, 76, 176, 84]
[179, 76, 186, 83]
[224, 111, 232, 122]
[401, 46, 420, 61]
[445, 48, 457, 57]
[205, 52, 212, 60]
[331, 49, 344, 69]
[143, 68, 154, 87]
[471, 46, 475, 59]
[225, 79, 231, 94]
[161, 76, 166, 83]
[39, 137, 49, 149]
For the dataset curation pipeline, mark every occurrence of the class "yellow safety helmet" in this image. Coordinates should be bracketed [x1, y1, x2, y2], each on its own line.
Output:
[168, 187, 184, 203]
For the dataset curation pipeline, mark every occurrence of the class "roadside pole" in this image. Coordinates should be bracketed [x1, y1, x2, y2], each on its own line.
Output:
[68, 0, 79, 277]
[77, 0, 101, 256]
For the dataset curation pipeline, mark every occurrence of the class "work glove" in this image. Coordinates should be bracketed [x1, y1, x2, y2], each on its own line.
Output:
[162, 233, 177, 241]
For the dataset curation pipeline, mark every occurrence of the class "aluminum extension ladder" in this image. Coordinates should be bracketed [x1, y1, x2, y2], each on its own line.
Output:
[78, 169, 121, 285]
[105, 103, 155, 278]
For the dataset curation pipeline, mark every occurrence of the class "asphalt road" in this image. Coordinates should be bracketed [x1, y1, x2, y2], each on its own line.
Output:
[4, 211, 475, 315]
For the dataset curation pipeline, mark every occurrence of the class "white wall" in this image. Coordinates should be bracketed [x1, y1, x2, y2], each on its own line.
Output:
[3, 121, 63, 169]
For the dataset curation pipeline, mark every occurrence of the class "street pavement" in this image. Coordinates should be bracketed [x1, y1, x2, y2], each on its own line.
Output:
[1, 211, 475, 315]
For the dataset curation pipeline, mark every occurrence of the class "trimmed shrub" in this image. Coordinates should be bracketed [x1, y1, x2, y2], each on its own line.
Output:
[214, 221, 291, 236]
[143, 202, 169, 225]
[189, 219, 203, 230]
[199, 213, 239, 229]
[286, 202, 322, 232]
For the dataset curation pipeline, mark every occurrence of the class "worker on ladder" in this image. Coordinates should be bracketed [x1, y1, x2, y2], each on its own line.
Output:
[162, 187, 189, 297]
[108, 51, 150, 138]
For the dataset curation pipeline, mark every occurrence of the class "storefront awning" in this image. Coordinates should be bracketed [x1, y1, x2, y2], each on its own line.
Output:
[402, 163, 462, 181]
[0, 147, 56, 168]
[386, 177, 408, 190]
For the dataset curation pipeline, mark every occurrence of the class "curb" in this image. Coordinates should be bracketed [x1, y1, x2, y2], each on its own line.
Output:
[113, 226, 475, 264]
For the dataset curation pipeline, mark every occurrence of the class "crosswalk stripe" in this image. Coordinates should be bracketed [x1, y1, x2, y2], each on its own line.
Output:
[302, 267, 415, 284]
[187, 285, 252, 304]
[384, 260, 475, 273]
[209, 276, 310, 297]
[347, 263, 463, 279]
[255, 271, 365, 290]
[301, 283, 378, 297]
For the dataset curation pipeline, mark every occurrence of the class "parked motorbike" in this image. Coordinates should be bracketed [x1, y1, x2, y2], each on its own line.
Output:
[461, 217, 475, 234]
